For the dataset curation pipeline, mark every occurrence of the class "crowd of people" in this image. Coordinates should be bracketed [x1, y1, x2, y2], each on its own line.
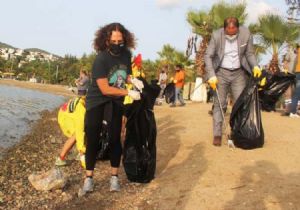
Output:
[53, 18, 300, 198]
[156, 64, 186, 107]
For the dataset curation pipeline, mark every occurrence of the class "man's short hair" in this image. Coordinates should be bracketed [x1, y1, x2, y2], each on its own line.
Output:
[224, 17, 239, 29]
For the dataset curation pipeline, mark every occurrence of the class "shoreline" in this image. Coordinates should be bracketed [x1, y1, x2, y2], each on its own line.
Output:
[0, 80, 74, 208]
[0, 109, 69, 208]
[0, 79, 72, 151]
[0, 105, 151, 209]
[0, 81, 151, 209]
[0, 79, 75, 97]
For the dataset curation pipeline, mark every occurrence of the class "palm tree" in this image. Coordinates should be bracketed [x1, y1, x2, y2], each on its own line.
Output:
[187, 1, 247, 77]
[249, 14, 300, 73]
[157, 44, 192, 75]
[253, 44, 267, 63]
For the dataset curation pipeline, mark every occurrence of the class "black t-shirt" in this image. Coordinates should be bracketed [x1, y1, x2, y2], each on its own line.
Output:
[86, 49, 132, 110]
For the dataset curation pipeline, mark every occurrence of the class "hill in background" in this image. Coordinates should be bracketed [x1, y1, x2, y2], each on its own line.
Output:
[0, 42, 16, 49]
[25, 48, 61, 58]
[0, 42, 60, 58]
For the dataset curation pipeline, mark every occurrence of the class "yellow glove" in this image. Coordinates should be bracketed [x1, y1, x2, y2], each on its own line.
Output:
[123, 84, 134, 105]
[173, 79, 177, 83]
[259, 77, 266, 87]
[169, 77, 174, 82]
[283, 69, 288, 74]
[208, 76, 218, 90]
[253, 66, 262, 78]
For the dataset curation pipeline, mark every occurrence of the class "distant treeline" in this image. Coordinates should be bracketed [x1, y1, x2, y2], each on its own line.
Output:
[0, 44, 196, 85]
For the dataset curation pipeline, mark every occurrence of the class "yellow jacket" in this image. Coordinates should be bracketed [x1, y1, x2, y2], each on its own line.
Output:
[58, 97, 86, 153]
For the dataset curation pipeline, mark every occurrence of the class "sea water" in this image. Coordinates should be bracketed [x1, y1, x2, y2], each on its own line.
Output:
[0, 84, 66, 149]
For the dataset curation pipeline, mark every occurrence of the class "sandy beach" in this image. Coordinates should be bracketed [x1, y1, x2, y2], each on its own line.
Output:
[1, 80, 300, 210]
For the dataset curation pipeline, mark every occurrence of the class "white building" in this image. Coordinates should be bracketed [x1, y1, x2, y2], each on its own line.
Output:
[15, 49, 23, 56]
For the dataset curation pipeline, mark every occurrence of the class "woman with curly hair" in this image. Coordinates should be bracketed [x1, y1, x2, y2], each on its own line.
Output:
[78, 22, 143, 196]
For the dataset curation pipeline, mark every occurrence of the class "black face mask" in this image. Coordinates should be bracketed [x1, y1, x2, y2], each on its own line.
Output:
[109, 43, 125, 55]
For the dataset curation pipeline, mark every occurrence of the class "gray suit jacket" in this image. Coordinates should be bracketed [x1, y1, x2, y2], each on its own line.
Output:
[204, 26, 258, 80]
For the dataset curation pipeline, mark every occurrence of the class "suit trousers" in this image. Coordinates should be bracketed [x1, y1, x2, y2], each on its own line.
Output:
[213, 68, 248, 137]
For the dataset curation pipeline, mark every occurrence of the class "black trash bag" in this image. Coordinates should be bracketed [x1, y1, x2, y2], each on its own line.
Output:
[96, 119, 110, 161]
[230, 78, 264, 149]
[259, 72, 296, 111]
[123, 78, 160, 183]
[96, 101, 112, 161]
[163, 83, 175, 104]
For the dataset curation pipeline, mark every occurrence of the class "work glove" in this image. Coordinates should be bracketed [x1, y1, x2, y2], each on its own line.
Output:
[253, 66, 262, 78]
[259, 77, 266, 87]
[131, 77, 144, 92]
[208, 76, 218, 90]
[173, 79, 178, 84]
[128, 90, 141, 101]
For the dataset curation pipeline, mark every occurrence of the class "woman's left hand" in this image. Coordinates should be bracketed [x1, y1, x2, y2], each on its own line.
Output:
[131, 78, 144, 92]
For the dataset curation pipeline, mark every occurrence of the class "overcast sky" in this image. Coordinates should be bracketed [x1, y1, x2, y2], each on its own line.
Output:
[0, 0, 287, 63]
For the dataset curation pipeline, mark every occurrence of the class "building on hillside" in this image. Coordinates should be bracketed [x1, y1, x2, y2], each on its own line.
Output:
[7, 48, 15, 54]
[1, 46, 60, 64]
[15, 49, 23, 56]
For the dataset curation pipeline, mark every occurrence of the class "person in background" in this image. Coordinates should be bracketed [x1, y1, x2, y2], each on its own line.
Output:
[170, 64, 185, 107]
[282, 45, 298, 116]
[158, 66, 168, 100]
[290, 44, 300, 118]
[75, 69, 90, 96]
[78, 22, 143, 197]
[205, 17, 261, 146]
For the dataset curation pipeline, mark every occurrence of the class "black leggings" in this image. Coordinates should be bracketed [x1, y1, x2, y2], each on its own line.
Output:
[85, 103, 123, 170]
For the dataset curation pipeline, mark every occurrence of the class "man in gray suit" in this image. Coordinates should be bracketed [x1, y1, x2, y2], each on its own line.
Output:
[204, 17, 262, 146]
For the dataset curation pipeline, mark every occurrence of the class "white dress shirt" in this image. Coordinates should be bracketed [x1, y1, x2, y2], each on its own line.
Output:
[221, 38, 241, 70]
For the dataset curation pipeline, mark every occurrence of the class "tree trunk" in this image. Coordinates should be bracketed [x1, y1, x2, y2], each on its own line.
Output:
[269, 53, 280, 74]
[195, 36, 210, 78]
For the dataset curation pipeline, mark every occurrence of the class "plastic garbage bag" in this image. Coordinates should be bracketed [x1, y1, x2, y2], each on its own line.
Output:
[95, 101, 113, 161]
[230, 78, 264, 149]
[123, 78, 160, 183]
[28, 168, 66, 191]
[163, 83, 175, 104]
[259, 72, 296, 111]
[96, 119, 110, 161]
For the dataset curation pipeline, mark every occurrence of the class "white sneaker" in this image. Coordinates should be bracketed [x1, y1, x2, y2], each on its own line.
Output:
[78, 177, 94, 197]
[55, 157, 67, 166]
[289, 113, 300, 118]
[110, 176, 120, 192]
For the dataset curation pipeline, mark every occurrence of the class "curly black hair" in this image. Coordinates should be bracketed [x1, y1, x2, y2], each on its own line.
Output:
[93, 22, 136, 52]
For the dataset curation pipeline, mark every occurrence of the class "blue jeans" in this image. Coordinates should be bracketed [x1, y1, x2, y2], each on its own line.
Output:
[173, 87, 185, 105]
[290, 73, 300, 114]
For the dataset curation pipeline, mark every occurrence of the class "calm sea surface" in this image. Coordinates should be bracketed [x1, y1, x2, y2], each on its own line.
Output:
[0, 84, 65, 148]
